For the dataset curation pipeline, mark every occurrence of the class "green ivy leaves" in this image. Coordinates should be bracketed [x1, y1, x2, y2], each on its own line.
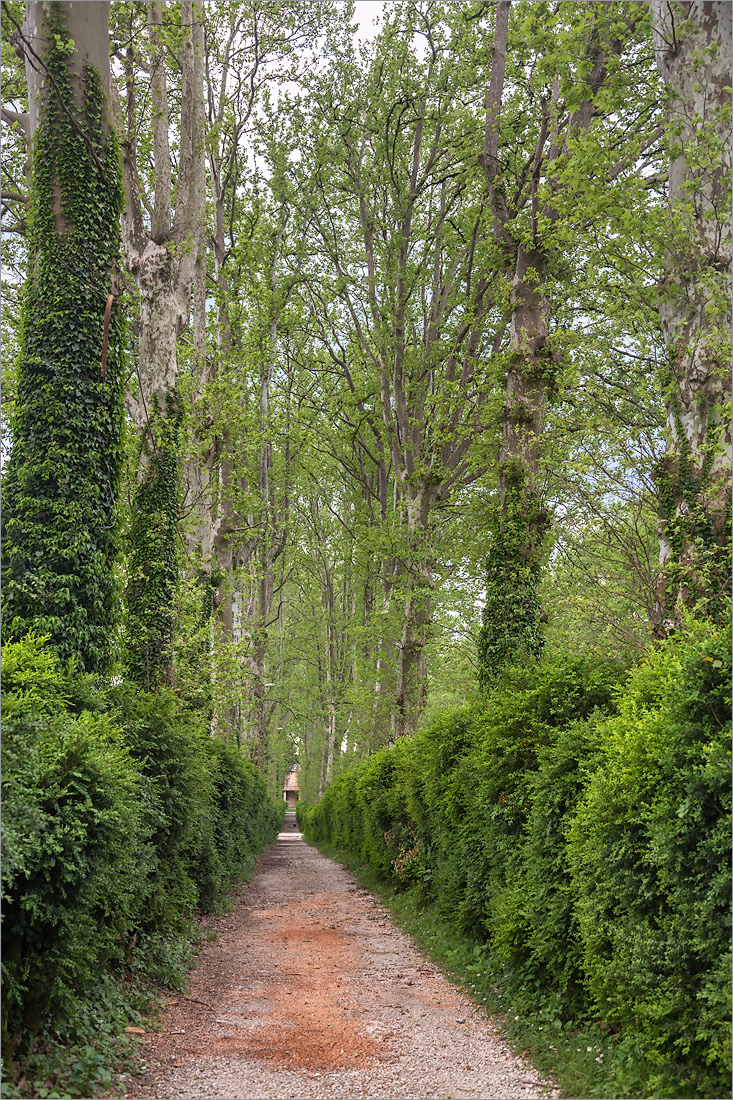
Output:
[0, 6, 125, 674]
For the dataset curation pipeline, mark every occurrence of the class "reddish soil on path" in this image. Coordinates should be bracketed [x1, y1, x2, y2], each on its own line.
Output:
[125, 814, 557, 1099]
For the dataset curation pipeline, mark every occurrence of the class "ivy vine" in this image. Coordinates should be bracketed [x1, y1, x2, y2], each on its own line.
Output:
[124, 391, 182, 689]
[654, 403, 732, 631]
[1, 6, 125, 673]
[478, 462, 548, 690]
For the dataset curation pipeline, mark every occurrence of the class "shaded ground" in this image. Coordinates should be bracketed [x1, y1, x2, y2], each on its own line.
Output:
[125, 814, 557, 1099]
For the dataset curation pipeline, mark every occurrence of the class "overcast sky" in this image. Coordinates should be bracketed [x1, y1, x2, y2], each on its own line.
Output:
[353, 0, 385, 44]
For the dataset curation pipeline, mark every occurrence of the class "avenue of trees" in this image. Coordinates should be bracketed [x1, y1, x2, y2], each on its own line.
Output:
[0, 2, 730, 1096]
[2, 0, 729, 800]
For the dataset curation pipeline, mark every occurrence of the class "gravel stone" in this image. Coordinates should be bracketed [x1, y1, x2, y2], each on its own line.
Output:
[125, 815, 558, 1100]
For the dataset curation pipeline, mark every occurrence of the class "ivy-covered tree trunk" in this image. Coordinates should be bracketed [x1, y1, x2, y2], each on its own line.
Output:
[118, 0, 205, 688]
[477, 5, 551, 686]
[478, 244, 551, 687]
[477, 3, 637, 686]
[1, 1, 125, 673]
[650, 0, 732, 629]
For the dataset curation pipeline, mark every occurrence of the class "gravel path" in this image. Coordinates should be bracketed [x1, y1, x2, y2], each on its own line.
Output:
[125, 814, 558, 1100]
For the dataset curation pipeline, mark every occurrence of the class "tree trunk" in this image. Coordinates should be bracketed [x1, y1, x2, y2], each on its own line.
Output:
[2, 1, 125, 672]
[478, 2, 629, 685]
[478, 245, 551, 685]
[650, 0, 732, 628]
[23, 2, 110, 135]
[394, 489, 436, 739]
[119, 0, 206, 687]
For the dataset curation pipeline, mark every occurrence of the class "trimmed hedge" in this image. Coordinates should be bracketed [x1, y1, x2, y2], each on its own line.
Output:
[1, 635, 281, 1055]
[300, 626, 731, 1098]
[568, 623, 731, 1094]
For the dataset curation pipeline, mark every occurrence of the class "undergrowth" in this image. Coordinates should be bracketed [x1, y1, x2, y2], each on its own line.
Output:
[0, 970, 158, 1100]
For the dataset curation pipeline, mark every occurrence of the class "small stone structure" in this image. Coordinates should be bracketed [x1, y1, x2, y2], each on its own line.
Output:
[283, 768, 299, 809]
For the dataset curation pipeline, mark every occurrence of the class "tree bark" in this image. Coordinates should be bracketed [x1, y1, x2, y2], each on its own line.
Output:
[118, 0, 206, 687]
[23, 2, 110, 136]
[478, 3, 632, 684]
[649, 0, 732, 628]
[394, 488, 436, 740]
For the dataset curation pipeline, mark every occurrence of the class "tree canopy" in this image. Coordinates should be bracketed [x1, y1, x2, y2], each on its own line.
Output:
[1, 0, 730, 800]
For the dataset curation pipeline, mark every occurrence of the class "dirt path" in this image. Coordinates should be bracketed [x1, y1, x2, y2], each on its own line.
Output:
[125, 814, 558, 1100]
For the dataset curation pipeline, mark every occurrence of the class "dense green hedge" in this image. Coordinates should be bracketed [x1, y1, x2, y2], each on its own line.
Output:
[300, 625, 731, 1098]
[1, 636, 281, 1060]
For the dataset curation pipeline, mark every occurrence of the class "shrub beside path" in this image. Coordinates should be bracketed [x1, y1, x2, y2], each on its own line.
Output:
[125, 814, 558, 1100]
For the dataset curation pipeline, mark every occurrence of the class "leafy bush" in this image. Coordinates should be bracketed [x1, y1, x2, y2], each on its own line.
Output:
[1, 645, 148, 1042]
[568, 620, 731, 1097]
[1, 635, 281, 1081]
[106, 686, 214, 935]
[197, 737, 282, 909]
[408, 655, 620, 945]
[519, 717, 603, 1011]
[0, 633, 70, 717]
[302, 635, 731, 1097]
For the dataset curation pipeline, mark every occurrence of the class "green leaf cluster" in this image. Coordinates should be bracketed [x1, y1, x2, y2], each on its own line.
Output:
[1, 635, 281, 1069]
[1, 6, 125, 673]
[301, 622, 731, 1097]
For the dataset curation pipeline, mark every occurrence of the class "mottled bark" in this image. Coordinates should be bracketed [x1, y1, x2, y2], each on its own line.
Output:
[117, 0, 206, 685]
[394, 489, 436, 740]
[23, 1, 110, 137]
[650, 0, 732, 627]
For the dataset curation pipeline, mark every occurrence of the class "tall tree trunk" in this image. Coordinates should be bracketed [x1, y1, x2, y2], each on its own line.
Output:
[118, 0, 205, 688]
[650, 0, 732, 629]
[478, 2, 627, 685]
[2, 2, 125, 673]
[243, 214, 290, 768]
[394, 489, 436, 739]
[478, 244, 551, 684]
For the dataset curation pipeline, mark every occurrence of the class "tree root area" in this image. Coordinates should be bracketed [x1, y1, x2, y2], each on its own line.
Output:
[125, 814, 556, 1099]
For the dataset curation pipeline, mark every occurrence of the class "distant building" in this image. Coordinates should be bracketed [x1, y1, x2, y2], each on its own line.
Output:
[283, 768, 299, 809]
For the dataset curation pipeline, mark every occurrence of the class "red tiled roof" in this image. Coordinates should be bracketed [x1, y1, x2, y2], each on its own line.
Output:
[283, 771, 299, 792]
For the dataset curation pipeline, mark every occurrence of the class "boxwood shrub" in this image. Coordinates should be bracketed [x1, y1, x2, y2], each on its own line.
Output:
[301, 629, 731, 1098]
[1, 635, 281, 1067]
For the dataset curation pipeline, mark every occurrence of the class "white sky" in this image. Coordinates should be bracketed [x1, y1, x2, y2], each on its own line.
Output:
[353, 0, 386, 44]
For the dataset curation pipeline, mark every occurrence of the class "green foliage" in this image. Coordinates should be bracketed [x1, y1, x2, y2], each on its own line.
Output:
[302, 629, 731, 1097]
[0, 6, 125, 673]
[1, 639, 280, 1086]
[477, 473, 549, 689]
[1, 968, 148, 1100]
[106, 684, 212, 935]
[0, 634, 70, 717]
[124, 391, 182, 689]
[520, 717, 603, 1011]
[568, 619, 731, 1097]
[1, 682, 146, 1044]
[207, 738, 281, 876]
